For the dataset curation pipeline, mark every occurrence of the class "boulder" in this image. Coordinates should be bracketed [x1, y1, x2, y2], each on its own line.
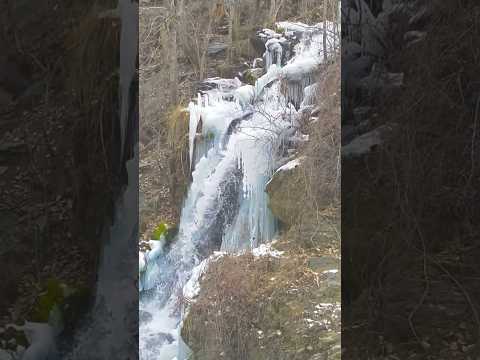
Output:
[266, 158, 306, 227]
[139, 310, 153, 323]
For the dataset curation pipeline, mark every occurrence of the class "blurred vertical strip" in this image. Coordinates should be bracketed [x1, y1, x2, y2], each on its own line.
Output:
[342, 1, 480, 358]
[0, 0, 139, 358]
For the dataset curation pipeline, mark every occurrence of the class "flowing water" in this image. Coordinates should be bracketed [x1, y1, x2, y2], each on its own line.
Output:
[139, 21, 337, 360]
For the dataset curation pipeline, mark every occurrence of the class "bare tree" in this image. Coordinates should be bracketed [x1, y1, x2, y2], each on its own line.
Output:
[176, 0, 217, 79]
[269, 0, 287, 24]
[225, 0, 240, 63]
[167, 0, 179, 103]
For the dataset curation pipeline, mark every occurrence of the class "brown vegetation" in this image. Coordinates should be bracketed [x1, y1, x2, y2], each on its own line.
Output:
[182, 251, 340, 360]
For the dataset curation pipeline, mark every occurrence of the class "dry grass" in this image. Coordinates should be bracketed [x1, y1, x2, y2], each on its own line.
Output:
[182, 252, 339, 360]
[303, 58, 341, 207]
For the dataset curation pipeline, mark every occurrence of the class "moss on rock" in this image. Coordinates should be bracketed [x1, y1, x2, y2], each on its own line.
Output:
[30, 278, 65, 323]
[29, 278, 91, 334]
[152, 222, 178, 244]
[243, 68, 264, 85]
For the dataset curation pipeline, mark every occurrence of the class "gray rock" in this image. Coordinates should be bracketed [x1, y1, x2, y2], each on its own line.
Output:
[145, 332, 174, 349]
[252, 58, 264, 68]
[207, 42, 228, 56]
[0, 349, 13, 360]
[342, 123, 398, 158]
[139, 310, 153, 323]
[7, 338, 16, 348]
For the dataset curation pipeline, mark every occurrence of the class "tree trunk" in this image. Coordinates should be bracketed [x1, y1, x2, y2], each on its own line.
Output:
[228, 5, 235, 63]
[323, 0, 328, 63]
[169, 0, 178, 104]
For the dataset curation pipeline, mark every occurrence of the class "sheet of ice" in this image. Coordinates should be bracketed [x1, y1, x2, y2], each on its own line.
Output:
[300, 83, 319, 108]
[234, 85, 255, 107]
[254, 65, 282, 98]
[264, 38, 284, 69]
[140, 300, 181, 360]
[202, 77, 242, 91]
[139, 251, 146, 273]
[276, 21, 314, 33]
[260, 28, 282, 39]
[281, 41, 320, 81]
[281, 21, 337, 80]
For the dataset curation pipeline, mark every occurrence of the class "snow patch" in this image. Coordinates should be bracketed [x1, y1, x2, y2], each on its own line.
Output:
[276, 157, 303, 172]
[251, 242, 284, 258]
[183, 252, 226, 301]
[322, 269, 338, 274]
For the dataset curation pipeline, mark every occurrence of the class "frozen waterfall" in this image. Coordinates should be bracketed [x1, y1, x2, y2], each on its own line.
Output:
[139, 20, 336, 360]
